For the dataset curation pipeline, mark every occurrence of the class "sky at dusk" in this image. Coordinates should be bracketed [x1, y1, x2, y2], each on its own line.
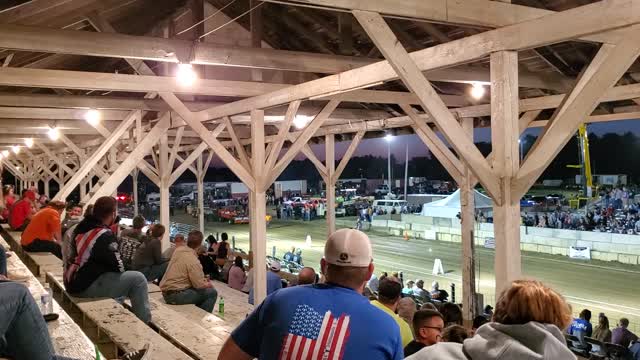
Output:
[210, 119, 640, 166]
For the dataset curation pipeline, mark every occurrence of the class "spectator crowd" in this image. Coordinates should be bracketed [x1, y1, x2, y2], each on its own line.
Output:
[2, 186, 640, 360]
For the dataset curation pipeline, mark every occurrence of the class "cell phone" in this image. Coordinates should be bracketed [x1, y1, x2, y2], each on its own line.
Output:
[43, 313, 59, 322]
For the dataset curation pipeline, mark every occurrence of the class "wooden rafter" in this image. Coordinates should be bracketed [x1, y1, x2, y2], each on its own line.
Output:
[515, 28, 640, 198]
[354, 11, 500, 201]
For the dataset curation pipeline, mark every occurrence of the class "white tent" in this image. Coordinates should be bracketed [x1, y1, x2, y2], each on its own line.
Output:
[420, 189, 493, 218]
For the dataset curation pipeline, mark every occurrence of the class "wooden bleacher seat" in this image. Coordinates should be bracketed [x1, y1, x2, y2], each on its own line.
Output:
[77, 299, 192, 360]
[149, 292, 235, 336]
[3, 236, 96, 360]
[145, 297, 226, 359]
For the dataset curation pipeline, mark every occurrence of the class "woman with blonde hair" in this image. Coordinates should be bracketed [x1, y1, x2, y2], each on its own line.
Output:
[406, 279, 576, 360]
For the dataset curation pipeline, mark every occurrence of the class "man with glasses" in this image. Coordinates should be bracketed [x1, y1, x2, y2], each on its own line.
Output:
[404, 309, 445, 357]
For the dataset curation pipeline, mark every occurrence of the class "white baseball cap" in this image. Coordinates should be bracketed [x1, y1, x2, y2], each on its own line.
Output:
[270, 260, 282, 271]
[324, 229, 372, 267]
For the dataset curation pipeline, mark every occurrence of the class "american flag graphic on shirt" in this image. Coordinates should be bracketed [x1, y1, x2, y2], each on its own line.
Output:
[279, 305, 351, 360]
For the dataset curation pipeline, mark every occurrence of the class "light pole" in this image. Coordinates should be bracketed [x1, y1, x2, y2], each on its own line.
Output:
[385, 134, 393, 219]
[385, 134, 393, 195]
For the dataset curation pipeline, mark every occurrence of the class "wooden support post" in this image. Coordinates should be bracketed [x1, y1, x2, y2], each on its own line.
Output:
[132, 168, 139, 217]
[490, 51, 521, 296]
[159, 92, 256, 190]
[250, 109, 267, 304]
[196, 154, 205, 234]
[460, 118, 477, 322]
[325, 134, 336, 236]
[53, 111, 138, 201]
[85, 115, 169, 211]
[159, 131, 171, 250]
[44, 178, 50, 198]
[353, 11, 500, 202]
[80, 177, 89, 201]
[264, 100, 340, 189]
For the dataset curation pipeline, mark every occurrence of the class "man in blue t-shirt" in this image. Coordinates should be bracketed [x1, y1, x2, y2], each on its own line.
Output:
[248, 260, 283, 305]
[219, 229, 403, 360]
[568, 309, 592, 349]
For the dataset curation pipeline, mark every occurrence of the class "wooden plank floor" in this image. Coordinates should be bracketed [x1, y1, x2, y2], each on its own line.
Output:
[78, 299, 192, 360]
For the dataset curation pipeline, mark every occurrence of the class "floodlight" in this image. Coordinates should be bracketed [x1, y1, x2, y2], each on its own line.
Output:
[470, 83, 485, 99]
[85, 109, 101, 126]
[176, 63, 197, 86]
[48, 127, 60, 141]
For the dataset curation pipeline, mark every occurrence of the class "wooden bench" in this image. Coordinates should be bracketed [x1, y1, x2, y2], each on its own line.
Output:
[145, 297, 226, 359]
[4, 238, 97, 360]
[149, 292, 236, 336]
[77, 299, 192, 360]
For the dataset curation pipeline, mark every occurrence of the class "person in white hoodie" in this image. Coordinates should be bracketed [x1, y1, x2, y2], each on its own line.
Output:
[407, 279, 576, 360]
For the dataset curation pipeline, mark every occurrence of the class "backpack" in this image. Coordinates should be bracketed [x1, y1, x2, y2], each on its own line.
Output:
[119, 235, 142, 270]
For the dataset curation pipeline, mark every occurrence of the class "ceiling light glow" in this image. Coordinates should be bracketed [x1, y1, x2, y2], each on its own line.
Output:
[48, 127, 60, 141]
[176, 63, 197, 86]
[85, 109, 101, 126]
[470, 83, 485, 100]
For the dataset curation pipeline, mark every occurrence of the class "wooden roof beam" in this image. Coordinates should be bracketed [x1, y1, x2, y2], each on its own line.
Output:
[0, 23, 566, 91]
[194, 0, 640, 121]
[267, 0, 626, 44]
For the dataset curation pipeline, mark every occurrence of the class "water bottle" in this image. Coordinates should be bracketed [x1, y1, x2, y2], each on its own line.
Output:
[41, 284, 51, 314]
[47, 284, 53, 314]
[218, 297, 225, 316]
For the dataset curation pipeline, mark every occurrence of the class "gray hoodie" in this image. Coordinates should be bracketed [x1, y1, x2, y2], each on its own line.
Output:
[406, 322, 577, 360]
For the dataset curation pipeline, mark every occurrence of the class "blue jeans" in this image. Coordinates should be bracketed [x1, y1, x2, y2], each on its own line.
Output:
[76, 271, 151, 323]
[0, 246, 7, 276]
[163, 287, 218, 313]
[138, 262, 168, 282]
[0, 281, 77, 360]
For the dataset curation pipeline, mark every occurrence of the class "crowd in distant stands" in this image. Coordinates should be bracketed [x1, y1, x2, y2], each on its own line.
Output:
[3, 186, 640, 359]
[522, 186, 640, 235]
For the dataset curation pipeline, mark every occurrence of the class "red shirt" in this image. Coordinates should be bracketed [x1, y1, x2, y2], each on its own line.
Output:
[9, 199, 32, 230]
[1, 195, 15, 220]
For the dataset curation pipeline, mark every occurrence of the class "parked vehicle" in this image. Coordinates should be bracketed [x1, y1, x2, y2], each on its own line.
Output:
[374, 185, 390, 196]
[372, 199, 406, 214]
[283, 196, 306, 206]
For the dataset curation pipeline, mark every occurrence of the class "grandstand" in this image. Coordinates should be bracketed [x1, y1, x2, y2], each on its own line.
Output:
[2, 0, 640, 358]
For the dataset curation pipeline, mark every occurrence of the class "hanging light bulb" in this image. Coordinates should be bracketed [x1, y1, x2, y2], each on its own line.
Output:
[384, 134, 394, 142]
[85, 109, 101, 126]
[293, 115, 312, 129]
[24, 138, 34, 148]
[11, 145, 20, 154]
[48, 126, 60, 140]
[176, 63, 197, 86]
[470, 83, 486, 100]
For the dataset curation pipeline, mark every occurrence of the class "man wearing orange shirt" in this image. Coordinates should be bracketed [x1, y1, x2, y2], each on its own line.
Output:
[21, 201, 66, 259]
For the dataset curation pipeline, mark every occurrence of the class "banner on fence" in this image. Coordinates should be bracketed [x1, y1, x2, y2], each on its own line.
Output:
[569, 246, 591, 260]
